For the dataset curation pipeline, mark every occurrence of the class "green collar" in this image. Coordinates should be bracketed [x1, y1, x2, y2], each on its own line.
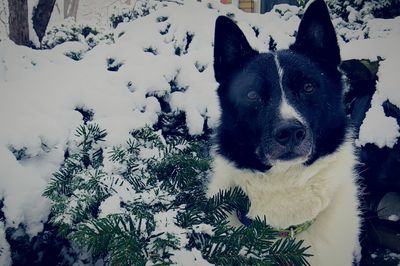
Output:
[236, 208, 315, 239]
[275, 219, 315, 239]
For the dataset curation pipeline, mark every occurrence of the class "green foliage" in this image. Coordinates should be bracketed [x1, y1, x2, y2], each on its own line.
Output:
[106, 58, 124, 72]
[64, 51, 83, 61]
[183, 195, 311, 266]
[71, 214, 148, 265]
[45, 123, 311, 265]
[297, 0, 308, 7]
[270, 238, 311, 266]
[44, 124, 110, 237]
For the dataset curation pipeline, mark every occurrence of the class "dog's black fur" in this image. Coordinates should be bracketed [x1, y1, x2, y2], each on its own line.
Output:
[214, 0, 348, 172]
[209, 2, 362, 264]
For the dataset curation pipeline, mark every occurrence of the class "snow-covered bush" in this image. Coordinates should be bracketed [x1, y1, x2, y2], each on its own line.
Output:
[299, 0, 400, 20]
[329, 0, 400, 20]
[298, 0, 400, 42]
[42, 18, 114, 51]
[42, 123, 310, 265]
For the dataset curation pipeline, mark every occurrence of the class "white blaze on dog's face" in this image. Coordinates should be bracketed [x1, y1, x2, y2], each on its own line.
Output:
[213, 0, 347, 172]
[274, 54, 305, 123]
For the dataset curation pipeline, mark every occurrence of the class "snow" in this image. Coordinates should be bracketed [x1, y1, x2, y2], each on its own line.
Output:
[171, 248, 213, 266]
[353, 46, 400, 148]
[0, 222, 11, 266]
[356, 96, 400, 148]
[0, 0, 399, 264]
[153, 209, 191, 263]
[98, 194, 124, 217]
[366, 17, 400, 39]
[388, 214, 399, 222]
[192, 223, 215, 236]
[341, 17, 400, 148]
[389, 252, 400, 260]
[0, 146, 51, 236]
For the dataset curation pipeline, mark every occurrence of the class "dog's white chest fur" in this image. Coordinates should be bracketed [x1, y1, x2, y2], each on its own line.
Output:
[207, 141, 361, 265]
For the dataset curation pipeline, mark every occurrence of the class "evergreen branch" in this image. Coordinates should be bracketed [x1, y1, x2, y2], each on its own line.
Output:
[175, 208, 205, 228]
[75, 124, 107, 143]
[124, 171, 146, 191]
[109, 231, 147, 266]
[75, 124, 107, 168]
[71, 215, 122, 257]
[54, 222, 72, 238]
[150, 152, 210, 191]
[45, 123, 312, 265]
[91, 147, 104, 169]
[122, 202, 156, 235]
[109, 145, 127, 163]
[81, 169, 112, 197]
[270, 238, 312, 266]
[126, 138, 141, 156]
[149, 233, 180, 264]
[205, 187, 250, 222]
[131, 127, 164, 150]
[71, 214, 172, 265]
[43, 153, 83, 198]
[70, 201, 92, 224]
[71, 214, 148, 265]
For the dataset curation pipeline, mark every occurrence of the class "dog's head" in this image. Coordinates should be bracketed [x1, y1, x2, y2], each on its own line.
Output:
[214, 0, 348, 172]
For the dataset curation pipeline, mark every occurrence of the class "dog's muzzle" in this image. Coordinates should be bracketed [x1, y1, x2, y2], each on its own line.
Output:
[262, 119, 313, 162]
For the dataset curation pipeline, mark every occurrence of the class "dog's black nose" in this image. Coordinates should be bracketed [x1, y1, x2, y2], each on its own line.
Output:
[273, 120, 306, 147]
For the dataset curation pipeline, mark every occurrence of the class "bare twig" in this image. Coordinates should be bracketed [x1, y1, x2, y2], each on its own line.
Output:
[0, 0, 9, 35]
[154, 0, 183, 5]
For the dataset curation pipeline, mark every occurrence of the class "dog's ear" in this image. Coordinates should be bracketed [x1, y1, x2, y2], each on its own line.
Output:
[214, 16, 256, 83]
[290, 0, 340, 67]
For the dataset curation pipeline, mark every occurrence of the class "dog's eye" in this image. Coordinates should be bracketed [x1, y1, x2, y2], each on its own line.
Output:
[303, 83, 314, 93]
[247, 91, 259, 100]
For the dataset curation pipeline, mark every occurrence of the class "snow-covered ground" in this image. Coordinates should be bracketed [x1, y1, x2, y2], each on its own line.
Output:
[0, 0, 399, 265]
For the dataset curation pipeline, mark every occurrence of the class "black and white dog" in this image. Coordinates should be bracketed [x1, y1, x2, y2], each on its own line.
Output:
[207, 0, 361, 264]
